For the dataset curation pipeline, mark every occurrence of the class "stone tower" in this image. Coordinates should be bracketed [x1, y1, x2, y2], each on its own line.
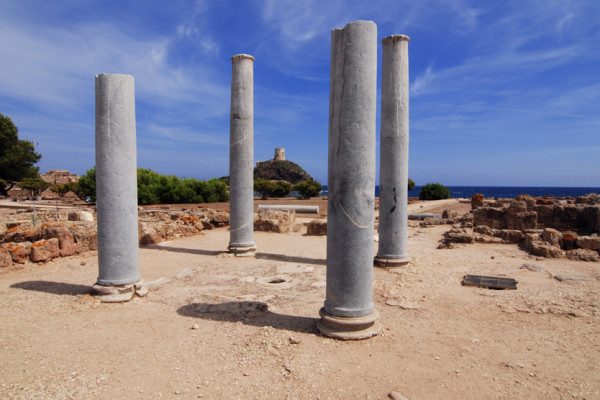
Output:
[274, 147, 285, 161]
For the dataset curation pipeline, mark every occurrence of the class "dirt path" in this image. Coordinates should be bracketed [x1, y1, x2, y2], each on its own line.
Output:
[0, 207, 598, 399]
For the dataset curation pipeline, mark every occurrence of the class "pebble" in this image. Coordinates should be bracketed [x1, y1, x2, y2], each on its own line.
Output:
[176, 268, 195, 279]
[389, 391, 409, 400]
[191, 324, 199, 330]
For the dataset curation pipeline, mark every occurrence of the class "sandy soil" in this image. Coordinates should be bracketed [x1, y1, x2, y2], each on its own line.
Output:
[0, 199, 599, 399]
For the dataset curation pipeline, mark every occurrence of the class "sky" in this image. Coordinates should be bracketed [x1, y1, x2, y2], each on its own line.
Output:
[1, 0, 599, 187]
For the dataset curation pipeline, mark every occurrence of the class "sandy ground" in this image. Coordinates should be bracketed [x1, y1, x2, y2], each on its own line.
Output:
[0, 199, 599, 399]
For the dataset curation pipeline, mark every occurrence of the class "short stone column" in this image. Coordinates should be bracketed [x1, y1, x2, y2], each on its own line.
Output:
[317, 20, 381, 340]
[93, 74, 145, 302]
[375, 35, 411, 267]
[228, 54, 257, 255]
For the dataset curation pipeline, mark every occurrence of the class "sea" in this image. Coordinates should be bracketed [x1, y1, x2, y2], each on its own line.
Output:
[318, 186, 600, 199]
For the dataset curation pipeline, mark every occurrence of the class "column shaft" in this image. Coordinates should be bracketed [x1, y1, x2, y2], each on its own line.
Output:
[228, 54, 256, 254]
[375, 35, 411, 267]
[95, 73, 140, 286]
[318, 20, 381, 340]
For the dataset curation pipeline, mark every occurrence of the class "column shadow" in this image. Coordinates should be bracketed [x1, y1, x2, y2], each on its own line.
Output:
[143, 244, 224, 257]
[177, 301, 320, 335]
[144, 244, 327, 266]
[255, 252, 326, 266]
[11, 280, 91, 295]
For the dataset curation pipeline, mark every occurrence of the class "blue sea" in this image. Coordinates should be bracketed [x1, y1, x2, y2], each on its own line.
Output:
[319, 186, 600, 199]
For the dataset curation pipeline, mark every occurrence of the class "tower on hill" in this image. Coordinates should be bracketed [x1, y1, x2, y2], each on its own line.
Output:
[274, 147, 285, 161]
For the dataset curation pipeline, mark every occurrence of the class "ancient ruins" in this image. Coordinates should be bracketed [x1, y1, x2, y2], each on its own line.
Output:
[440, 194, 600, 262]
[93, 73, 145, 302]
[375, 34, 411, 267]
[228, 54, 257, 256]
[318, 20, 381, 340]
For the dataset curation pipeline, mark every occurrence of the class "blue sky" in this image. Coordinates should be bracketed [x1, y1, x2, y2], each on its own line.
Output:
[1, 0, 599, 187]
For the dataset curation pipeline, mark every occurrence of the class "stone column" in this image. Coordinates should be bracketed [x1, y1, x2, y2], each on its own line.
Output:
[317, 20, 381, 340]
[93, 73, 145, 302]
[375, 35, 411, 267]
[228, 54, 257, 255]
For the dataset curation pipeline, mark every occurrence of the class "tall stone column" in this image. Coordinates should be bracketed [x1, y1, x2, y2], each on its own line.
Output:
[228, 54, 257, 255]
[93, 73, 145, 302]
[375, 35, 411, 267]
[317, 20, 381, 340]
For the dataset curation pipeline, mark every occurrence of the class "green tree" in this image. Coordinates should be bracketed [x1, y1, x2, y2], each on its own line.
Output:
[0, 113, 42, 196]
[293, 179, 323, 199]
[254, 178, 290, 200]
[18, 176, 51, 198]
[418, 182, 450, 200]
[78, 167, 97, 202]
[408, 178, 416, 192]
[51, 181, 84, 200]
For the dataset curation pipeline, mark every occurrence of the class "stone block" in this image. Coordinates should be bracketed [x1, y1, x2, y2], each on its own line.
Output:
[575, 236, 600, 252]
[471, 193, 484, 210]
[2, 242, 32, 264]
[541, 228, 562, 247]
[254, 210, 295, 233]
[307, 219, 327, 236]
[30, 238, 60, 262]
[42, 226, 78, 256]
[68, 222, 98, 252]
[560, 231, 578, 250]
[0, 248, 13, 268]
[566, 249, 599, 262]
[512, 211, 537, 231]
[473, 207, 506, 229]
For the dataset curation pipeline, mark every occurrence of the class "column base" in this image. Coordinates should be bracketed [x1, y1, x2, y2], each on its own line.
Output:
[317, 308, 382, 340]
[374, 256, 410, 267]
[92, 280, 147, 303]
[228, 245, 257, 257]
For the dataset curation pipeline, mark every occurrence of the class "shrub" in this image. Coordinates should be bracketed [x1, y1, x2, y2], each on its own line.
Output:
[293, 179, 323, 199]
[254, 179, 291, 200]
[78, 166, 229, 205]
[408, 178, 416, 192]
[419, 183, 450, 200]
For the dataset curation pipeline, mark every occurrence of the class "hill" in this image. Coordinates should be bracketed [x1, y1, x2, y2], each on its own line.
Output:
[253, 159, 311, 184]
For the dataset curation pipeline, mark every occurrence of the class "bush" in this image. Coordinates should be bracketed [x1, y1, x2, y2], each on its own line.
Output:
[408, 178, 415, 192]
[78, 166, 229, 205]
[419, 183, 450, 200]
[254, 178, 291, 200]
[293, 179, 323, 199]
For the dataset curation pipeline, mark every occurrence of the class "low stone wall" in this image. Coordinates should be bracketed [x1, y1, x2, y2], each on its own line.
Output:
[441, 194, 600, 261]
[0, 207, 231, 268]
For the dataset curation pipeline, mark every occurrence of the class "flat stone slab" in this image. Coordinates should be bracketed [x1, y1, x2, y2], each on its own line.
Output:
[462, 275, 518, 290]
[408, 213, 442, 220]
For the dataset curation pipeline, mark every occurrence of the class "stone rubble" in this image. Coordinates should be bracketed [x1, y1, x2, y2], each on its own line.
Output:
[439, 193, 600, 261]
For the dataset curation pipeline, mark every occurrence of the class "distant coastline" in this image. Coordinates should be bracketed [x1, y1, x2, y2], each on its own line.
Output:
[318, 186, 600, 199]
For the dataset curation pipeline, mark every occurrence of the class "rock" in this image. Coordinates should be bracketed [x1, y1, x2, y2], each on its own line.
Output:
[560, 231, 577, 250]
[146, 278, 171, 290]
[176, 268, 195, 279]
[445, 228, 474, 243]
[575, 236, 600, 251]
[442, 209, 459, 219]
[409, 213, 442, 220]
[2, 241, 32, 264]
[541, 228, 562, 247]
[30, 238, 60, 262]
[566, 249, 599, 262]
[389, 391, 409, 400]
[473, 207, 506, 229]
[68, 210, 94, 222]
[42, 226, 78, 256]
[306, 219, 327, 236]
[471, 193, 484, 210]
[0, 248, 13, 268]
[191, 324, 199, 330]
[555, 275, 596, 281]
[520, 263, 544, 272]
[254, 209, 295, 233]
